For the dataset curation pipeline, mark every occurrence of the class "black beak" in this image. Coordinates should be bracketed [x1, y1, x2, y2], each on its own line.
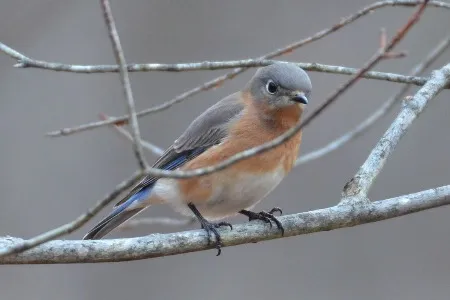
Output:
[291, 92, 308, 104]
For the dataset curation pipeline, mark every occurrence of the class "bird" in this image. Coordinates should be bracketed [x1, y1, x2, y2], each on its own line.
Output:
[83, 62, 312, 255]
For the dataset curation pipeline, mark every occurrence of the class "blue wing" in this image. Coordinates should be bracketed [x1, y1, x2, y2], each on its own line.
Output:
[83, 147, 207, 240]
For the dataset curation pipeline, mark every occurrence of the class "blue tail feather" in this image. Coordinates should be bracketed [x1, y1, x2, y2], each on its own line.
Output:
[83, 147, 207, 240]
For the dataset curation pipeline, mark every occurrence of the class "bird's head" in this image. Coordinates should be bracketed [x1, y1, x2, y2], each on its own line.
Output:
[245, 62, 312, 110]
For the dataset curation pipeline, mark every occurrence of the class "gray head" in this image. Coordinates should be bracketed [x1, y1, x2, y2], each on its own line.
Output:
[245, 62, 312, 108]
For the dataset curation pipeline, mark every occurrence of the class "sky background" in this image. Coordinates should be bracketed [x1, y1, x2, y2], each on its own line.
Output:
[1, 1, 450, 299]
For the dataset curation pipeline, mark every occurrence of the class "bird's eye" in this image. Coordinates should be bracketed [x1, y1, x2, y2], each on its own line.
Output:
[266, 80, 278, 94]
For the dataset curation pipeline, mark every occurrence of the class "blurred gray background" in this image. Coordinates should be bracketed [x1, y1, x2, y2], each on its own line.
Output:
[1, 1, 450, 299]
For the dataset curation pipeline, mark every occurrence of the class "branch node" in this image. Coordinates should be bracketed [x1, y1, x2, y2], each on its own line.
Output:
[342, 176, 364, 197]
[339, 195, 372, 207]
[13, 61, 27, 68]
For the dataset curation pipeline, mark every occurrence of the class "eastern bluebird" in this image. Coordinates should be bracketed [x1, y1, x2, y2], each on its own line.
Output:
[83, 62, 312, 255]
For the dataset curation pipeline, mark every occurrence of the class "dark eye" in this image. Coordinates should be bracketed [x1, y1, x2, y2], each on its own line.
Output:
[266, 80, 278, 94]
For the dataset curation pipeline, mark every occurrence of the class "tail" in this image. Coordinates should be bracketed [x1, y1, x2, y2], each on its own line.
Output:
[83, 188, 151, 240]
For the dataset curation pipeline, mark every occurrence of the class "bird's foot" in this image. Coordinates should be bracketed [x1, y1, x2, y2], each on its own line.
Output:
[200, 220, 233, 256]
[240, 207, 284, 236]
[188, 203, 233, 256]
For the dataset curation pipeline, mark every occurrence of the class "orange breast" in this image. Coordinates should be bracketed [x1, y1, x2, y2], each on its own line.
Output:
[178, 94, 304, 204]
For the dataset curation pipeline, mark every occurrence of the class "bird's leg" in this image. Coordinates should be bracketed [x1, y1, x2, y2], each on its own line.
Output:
[187, 203, 233, 256]
[239, 207, 284, 236]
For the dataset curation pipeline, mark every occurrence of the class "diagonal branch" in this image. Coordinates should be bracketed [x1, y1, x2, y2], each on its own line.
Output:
[98, 113, 164, 156]
[0, 171, 144, 258]
[342, 63, 450, 200]
[296, 34, 450, 166]
[0, 184, 449, 264]
[100, 0, 148, 170]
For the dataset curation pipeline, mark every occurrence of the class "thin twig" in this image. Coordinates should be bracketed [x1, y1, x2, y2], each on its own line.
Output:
[100, 0, 148, 170]
[1, 1, 449, 73]
[0, 172, 144, 258]
[379, 27, 409, 58]
[98, 113, 164, 156]
[295, 35, 450, 166]
[342, 63, 450, 200]
[0, 184, 449, 264]
[40, 0, 450, 138]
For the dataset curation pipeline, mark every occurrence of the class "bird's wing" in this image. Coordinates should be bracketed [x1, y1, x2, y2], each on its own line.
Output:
[113, 92, 245, 207]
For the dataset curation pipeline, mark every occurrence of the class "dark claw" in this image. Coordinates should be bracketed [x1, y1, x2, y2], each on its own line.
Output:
[259, 211, 284, 236]
[214, 221, 233, 230]
[188, 203, 232, 256]
[240, 208, 285, 236]
[200, 220, 233, 256]
[247, 213, 272, 227]
[268, 207, 283, 216]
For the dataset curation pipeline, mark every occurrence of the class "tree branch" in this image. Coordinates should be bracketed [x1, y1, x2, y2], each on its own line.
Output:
[118, 217, 196, 231]
[0, 171, 144, 258]
[296, 34, 450, 166]
[342, 62, 450, 201]
[0, 184, 448, 264]
[44, 63, 443, 138]
[100, 0, 148, 170]
[98, 113, 164, 156]
[1, 1, 449, 74]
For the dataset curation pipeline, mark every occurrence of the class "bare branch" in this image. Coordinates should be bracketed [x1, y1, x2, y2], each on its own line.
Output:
[98, 113, 164, 156]
[100, 0, 148, 170]
[296, 35, 450, 166]
[379, 28, 409, 59]
[0, 172, 144, 258]
[1, 1, 449, 74]
[342, 63, 450, 200]
[118, 217, 196, 231]
[0, 184, 448, 264]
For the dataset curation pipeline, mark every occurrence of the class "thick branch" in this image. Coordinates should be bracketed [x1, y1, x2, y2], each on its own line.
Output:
[118, 217, 196, 231]
[0, 184, 448, 264]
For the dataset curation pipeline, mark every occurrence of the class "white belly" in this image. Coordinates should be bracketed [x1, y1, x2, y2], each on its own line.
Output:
[152, 167, 286, 220]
